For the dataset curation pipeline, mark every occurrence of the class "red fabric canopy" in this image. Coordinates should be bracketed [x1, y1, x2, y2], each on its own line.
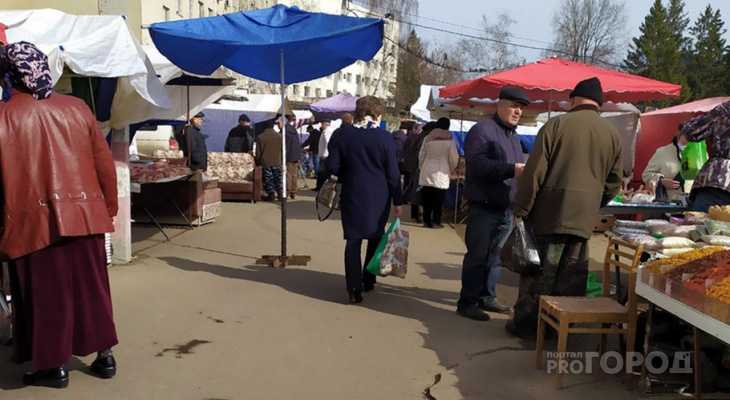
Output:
[439, 57, 681, 105]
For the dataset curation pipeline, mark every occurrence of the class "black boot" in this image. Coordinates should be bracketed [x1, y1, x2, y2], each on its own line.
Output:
[348, 290, 363, 304]
[90, 352, 117, 379]
[23, 366, 69, 388]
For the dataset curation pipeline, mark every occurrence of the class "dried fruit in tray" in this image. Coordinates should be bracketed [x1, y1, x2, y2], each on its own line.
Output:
[682, 265, 730, 293]
[645, 246, 726, 273]
[709, 206, 730, 223]
[708, 276, 730, 304]
[665, 250, 730, 282]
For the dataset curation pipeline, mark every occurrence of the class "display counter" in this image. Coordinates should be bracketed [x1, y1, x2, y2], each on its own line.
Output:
[637, 265, 730, 399]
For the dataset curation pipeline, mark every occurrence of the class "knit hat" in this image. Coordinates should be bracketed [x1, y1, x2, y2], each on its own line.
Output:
[435, 117, 450, 130]
[238, 113, 250, 122]
[569, 77, 604, 106]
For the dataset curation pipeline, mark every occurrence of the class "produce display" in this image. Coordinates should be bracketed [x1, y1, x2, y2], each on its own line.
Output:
[613, 211, 730, 257]
[645, 246, 725, 273]
[130, 160, 191, 183]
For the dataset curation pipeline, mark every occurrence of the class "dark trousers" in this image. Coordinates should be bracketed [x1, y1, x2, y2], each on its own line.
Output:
[511, 234, 589, 333]
[421, 186, 446, 225]
[315, 158, 328, 191]
[691, 187, 730, 213]
[457, 203, 513, 310]
[344, 239, 379, 292]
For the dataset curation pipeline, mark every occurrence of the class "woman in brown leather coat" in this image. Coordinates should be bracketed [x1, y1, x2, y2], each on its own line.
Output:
[0, 41, 119, 388]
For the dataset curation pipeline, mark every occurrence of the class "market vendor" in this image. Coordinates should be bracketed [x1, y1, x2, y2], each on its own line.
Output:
[680, 101, 730, 212]
[642, 130, 693, 202]
[179, 111, 208, 171]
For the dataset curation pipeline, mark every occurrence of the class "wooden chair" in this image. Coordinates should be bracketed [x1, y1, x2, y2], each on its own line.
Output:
[535, 237, 644, 390]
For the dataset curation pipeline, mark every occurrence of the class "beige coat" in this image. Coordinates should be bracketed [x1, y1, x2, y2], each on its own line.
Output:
[418, 128, 459, 189]
[513, 105, 623, 239]
[642, 142, 693, 200]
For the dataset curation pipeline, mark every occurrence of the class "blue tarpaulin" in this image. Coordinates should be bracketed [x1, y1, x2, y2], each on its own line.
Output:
[149, 5, 384, 84]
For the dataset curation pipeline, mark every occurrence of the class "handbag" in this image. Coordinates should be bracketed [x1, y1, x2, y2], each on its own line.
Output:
[315, 177, 341, 221]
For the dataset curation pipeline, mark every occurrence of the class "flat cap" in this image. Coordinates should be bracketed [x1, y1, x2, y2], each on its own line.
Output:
[498, 86, 530, 106]
[193, 111, 205, 118]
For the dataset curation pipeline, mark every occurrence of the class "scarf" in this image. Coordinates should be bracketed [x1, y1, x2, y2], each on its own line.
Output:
[1, 41, 54, 102]
[352, 115, 380, 129]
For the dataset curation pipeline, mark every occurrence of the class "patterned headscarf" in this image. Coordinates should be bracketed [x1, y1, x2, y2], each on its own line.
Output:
[1, 41, 53, 102]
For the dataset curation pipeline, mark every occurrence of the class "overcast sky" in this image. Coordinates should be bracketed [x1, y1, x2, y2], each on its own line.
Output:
[413, 0, 730, 63]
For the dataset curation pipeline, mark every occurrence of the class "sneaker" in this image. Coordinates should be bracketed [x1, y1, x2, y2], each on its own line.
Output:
[456, 307, 491, 321]
[432, 223, 445, 229]
[478, 298, 512, 314]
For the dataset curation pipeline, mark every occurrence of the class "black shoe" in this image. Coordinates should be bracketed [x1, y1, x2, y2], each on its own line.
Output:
[478, 298, 512, 314]
[265, 193, 275, 201]
[23, 366, 69, 388]
[348, 290, 363, 304]
[415, 216, 423, 224]
[90, 355, 117, 379]
[424, 222, 433, 228]
[363, 281, 375, 292]
[505, 320, 537, 340]
[456, 307, 491, 321]
[289, 193, 296, 200]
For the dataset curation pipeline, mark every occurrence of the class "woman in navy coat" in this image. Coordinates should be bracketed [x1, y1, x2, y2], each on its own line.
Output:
[325, 96, 403, 303]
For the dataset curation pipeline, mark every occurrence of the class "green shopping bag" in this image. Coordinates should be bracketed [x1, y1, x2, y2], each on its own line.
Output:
[586, 273, 602, 298]
[680, 141, 708, 180]
[366, 218, 400, 277]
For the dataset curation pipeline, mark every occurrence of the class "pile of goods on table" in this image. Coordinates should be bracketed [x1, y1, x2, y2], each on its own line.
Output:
[130, 159, 191, 183]
[611, 209, 730, 256]
[645, 246, 730, 303]
[613, 185, 656, 204]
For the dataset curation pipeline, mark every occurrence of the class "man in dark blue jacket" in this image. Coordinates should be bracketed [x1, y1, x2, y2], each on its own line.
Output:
[456, 87, 530, 321]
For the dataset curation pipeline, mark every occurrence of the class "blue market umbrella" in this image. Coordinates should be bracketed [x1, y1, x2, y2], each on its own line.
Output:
[149, 5, 385, 260]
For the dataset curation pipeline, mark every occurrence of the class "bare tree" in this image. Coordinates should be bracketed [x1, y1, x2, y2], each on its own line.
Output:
[547, 0, 628, 67]
[454, 13, 523, 79]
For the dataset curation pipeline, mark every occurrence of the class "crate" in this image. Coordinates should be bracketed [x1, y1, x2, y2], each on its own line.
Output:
[594, 215, 616, 232]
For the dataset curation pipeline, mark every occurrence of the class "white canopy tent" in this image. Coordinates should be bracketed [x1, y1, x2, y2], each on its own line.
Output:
[0, 9, 170, 129]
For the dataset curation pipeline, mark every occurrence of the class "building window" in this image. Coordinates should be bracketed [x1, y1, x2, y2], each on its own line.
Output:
[356, 74, 361, 84]
[292, 85, 299, 96]
[346, 73, 352, 83]
[175, 0, 182, 15]
[199, 1, 204, 17]
[163, 6, 170, 21]
[363, 77, 369, 85]
[315, 88, 322, 98]
[327, 90, 333, 97]
[390, 63, 394, 74]
[208, 7, 213, 16]
[304, 86, 310, 97]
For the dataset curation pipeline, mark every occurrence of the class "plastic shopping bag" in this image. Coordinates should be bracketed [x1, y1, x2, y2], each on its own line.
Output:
[500, 219, 541, 275]
[586, 273, 602, 298]
[680, 141, 708, 181]
[366, 218, 409, 278]
[0, 289, 10, 345]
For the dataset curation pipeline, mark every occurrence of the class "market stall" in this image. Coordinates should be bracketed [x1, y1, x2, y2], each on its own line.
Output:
[607, 207, 730, 398]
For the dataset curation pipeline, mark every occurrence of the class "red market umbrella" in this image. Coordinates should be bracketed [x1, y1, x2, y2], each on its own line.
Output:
[439, 57, 681, 106]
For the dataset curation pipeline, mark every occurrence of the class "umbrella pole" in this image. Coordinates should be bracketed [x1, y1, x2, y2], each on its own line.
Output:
[280, 49, 288, 260]
[257, 51, 311, 269]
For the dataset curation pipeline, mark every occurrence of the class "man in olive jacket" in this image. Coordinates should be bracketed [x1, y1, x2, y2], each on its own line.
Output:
[506, 77, 623, 339]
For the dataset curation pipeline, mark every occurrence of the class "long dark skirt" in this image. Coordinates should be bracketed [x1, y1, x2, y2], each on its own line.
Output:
[9, 234, 118, 370]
